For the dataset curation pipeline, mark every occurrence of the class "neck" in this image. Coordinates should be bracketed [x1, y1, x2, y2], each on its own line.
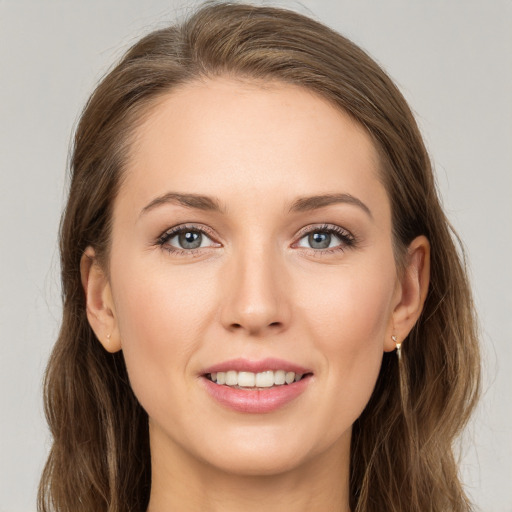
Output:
[146, 424, 351, 512]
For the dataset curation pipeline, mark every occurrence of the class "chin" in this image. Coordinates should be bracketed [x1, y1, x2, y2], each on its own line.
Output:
[204, 444, 310, 477]
[187, 421, 349, 478]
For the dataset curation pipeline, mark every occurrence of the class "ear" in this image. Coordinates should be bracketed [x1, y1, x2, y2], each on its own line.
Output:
[384, 235, 430, 351]
[80, 246, 121, 353]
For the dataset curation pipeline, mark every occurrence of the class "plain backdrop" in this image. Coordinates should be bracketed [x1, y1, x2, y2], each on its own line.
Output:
[1, 0, 511, 510]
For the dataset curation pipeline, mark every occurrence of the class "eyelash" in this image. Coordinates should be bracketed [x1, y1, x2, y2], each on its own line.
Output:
[156, 223, 356, 257]
[293, 224, 356, 255]
[156, 224, 219, 257]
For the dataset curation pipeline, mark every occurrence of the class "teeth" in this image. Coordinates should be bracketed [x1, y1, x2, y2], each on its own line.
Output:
[255, 371, 274, 388]
[225, 370, 237, 386]
[238, 371, 255, 387]
[274, 370, 286, 385]
[208, 370, 306, 388]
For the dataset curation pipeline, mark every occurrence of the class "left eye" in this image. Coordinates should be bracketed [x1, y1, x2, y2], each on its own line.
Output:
[162, 228, 215, 250]
[296, 230, 345, 250]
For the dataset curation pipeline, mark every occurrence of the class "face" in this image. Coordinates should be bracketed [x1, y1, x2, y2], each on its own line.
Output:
[105, 78, 403, 477]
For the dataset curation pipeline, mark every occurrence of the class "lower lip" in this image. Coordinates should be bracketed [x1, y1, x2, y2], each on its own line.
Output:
[201, 376, 311, 414]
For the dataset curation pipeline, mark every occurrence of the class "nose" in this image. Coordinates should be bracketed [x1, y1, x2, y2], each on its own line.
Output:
[219, 244, 291, 336]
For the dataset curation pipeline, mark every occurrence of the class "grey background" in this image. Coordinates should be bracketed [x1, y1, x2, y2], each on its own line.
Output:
[1, 0, 511, 510]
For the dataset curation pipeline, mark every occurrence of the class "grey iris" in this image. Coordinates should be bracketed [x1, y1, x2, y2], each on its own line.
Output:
[309, 232, 331, 249]
[179, 231, 202, 249]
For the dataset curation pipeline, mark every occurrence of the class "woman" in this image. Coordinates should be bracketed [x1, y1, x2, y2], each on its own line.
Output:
[38, 3, 480, 511]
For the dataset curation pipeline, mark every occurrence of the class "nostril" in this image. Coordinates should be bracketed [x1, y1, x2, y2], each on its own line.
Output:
[228, 321, 282, 333]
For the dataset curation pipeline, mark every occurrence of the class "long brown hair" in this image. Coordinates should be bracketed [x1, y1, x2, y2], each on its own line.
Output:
[39, 3, 480, 511]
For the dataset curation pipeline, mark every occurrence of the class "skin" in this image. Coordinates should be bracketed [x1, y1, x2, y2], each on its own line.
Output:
[82, 78, 430, 512]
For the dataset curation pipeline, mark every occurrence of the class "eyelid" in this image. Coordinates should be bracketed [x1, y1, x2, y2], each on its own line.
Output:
[294, 223, 353, 239]
[292, 223, 356, 252]
[157, 223, 221, 252]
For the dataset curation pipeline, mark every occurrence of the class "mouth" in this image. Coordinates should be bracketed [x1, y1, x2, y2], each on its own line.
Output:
[204, 370, 312, 389]
[200, 359, 313, 413]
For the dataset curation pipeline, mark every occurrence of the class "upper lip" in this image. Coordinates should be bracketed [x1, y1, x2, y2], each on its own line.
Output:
[201, 357, 312, 375]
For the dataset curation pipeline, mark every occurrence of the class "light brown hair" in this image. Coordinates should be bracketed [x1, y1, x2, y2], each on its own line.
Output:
[39, 3, 480, 511]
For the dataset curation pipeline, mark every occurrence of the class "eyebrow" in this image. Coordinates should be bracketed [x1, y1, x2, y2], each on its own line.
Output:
[289, 193, 373, 218]
[139, 191, 372, 219]
[140, 192, 226, 217]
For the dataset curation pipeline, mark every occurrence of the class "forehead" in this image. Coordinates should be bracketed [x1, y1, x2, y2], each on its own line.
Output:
[119, 77, 388, 220]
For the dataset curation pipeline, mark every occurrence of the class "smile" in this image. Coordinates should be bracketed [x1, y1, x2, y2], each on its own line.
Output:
[201, 359, 313, 413]
[206, 370, 305, 388]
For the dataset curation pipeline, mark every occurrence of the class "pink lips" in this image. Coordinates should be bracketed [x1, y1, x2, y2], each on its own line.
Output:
[202, 357, 310, 375]
[200, 358, 312, 414]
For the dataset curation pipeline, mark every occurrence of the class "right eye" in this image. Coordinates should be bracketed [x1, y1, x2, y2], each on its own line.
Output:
[157, 225, 220, 254]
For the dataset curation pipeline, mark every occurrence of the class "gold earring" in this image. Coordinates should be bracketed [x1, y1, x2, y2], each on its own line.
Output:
[392, 335, 401, 360]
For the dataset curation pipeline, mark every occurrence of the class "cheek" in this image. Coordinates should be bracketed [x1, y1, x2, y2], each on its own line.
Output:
[112, 251, 215, 342]
[109, 254, 216, 411]
[298, 259, 395, 350]
[296, 260, 396, 425]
